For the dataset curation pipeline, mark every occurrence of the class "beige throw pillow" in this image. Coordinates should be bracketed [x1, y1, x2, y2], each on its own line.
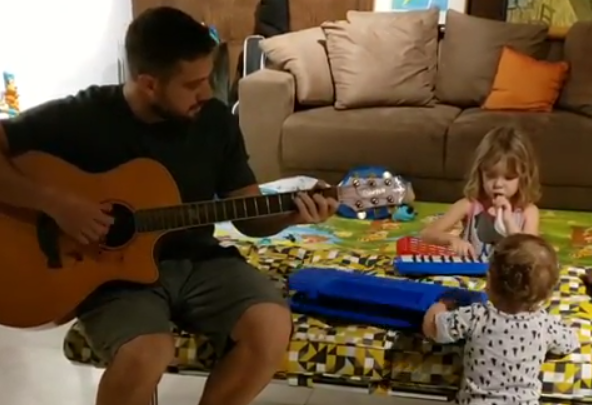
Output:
[322, 10, 439, 109]
[436, 10, 548, 107]
[559, 22, 592, 118]
[260, 27, 333, 105]
[347, 9, 439, 103]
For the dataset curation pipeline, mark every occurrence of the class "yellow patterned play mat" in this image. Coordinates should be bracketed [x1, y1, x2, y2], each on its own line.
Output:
[63, 202, 592, 403]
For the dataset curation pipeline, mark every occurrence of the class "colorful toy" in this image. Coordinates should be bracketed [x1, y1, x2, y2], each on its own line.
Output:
[392, 204, 417, 222]
[396, 236, 456, 256]
[0, 72, 20, 117]
[394, 254, 489, 276]
[288, 268, 487, 330]
[394, 236, 488, 276]
[337, 166, 413, 220]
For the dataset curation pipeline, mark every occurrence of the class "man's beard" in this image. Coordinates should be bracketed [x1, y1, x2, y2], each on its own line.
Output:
[149, 99, 195, 123]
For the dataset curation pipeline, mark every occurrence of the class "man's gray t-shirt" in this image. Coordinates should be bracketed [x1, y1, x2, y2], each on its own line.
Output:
[435, 301, 580, 405]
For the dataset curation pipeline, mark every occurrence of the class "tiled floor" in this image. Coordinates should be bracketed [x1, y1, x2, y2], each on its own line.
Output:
[0, 324, 445, 405]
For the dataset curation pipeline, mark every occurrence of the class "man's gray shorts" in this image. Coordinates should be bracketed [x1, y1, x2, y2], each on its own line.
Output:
[76, 256, 287, 361]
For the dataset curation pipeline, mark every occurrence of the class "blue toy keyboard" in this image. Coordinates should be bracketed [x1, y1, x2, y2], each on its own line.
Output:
[394, 254, 489, 277]
[288, 268, 487, 330]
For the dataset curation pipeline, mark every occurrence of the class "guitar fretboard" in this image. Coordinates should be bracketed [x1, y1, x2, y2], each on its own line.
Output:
[133, 188, 338, 233]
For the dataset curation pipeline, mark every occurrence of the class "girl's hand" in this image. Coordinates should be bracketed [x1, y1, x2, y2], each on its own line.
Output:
[449, 237, 476, 258]
[493, 195, 516, 230]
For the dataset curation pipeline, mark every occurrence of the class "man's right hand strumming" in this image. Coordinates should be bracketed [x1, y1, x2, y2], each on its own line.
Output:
[44, 193, 114, 245]
[0, 124, 112, 245]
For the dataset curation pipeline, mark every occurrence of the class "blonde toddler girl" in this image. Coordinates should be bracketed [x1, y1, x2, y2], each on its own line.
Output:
[421, 126, 541, 257]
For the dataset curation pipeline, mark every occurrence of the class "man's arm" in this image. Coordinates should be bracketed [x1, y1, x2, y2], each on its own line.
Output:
[0, 98, 79, 211]
[216, 108, 337, 237]
[225, 185, 295, 237]
[213, 109, 296, 237]
[0, 126, 55, 211]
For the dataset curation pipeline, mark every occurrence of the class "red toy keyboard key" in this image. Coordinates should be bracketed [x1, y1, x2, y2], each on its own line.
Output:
[396, 236, 456, 256]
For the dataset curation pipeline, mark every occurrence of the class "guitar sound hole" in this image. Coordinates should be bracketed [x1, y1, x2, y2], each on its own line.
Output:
[103, 203, 136, 249]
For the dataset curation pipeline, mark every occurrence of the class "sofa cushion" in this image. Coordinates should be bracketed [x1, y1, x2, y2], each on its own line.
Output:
[559, 21, 592, 118]
[281, 105, 461, 177]
[347, 9, 439, 97]
[260, 28, 334, 105]
[321, 8, 439, 109]
[436, 11, 548, 108]
[482, 46, 569, 112]
[445, 108, 592, 187]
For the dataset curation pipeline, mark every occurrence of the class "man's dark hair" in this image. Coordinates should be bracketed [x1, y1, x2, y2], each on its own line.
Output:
[125, 6, 217, 78]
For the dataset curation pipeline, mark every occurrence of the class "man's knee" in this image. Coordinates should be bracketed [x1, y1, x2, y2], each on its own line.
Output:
[108, 333, 175, 384]
[233, 303, 292, 363]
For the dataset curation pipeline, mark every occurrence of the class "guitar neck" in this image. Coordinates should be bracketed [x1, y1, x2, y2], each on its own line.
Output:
[133, 187, 339, 232]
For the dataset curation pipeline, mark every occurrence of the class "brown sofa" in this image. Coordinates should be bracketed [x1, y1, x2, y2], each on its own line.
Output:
[239, 13, 592, 211]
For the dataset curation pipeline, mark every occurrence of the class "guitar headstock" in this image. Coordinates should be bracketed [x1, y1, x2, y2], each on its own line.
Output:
[338, 172, 408, 219]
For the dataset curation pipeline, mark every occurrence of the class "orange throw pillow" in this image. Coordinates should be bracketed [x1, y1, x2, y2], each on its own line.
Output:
[482, 46, 569, 112]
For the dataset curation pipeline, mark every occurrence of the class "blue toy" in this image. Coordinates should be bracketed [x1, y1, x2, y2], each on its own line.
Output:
[289, 268, 487, 330]
[392, 204, 417, 222]
[395, 254, 489, 277]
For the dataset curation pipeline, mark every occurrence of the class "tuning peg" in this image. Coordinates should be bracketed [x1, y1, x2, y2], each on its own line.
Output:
[357, 211, 367, 220]
[382, 171, 392, 179]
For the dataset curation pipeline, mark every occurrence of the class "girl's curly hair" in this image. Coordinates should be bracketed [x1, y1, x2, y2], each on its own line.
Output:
[464, 126, 541, 209]
[488, 234, 559, 313]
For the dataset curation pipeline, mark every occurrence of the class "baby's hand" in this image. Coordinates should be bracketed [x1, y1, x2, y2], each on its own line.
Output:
[423, 301, 448, 340]
[449, 237, 476, 258]
[439, 298, 458, 311]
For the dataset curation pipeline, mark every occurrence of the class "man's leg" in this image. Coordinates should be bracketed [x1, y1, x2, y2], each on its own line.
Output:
[175, 256, 292, 405]
[76, 282, 175, 405]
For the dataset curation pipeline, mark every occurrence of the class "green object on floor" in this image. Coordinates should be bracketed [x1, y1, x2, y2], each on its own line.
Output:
[216, 202, 592, 267]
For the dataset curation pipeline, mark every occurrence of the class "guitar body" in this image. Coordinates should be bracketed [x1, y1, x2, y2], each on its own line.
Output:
[0, 152, 180, 329]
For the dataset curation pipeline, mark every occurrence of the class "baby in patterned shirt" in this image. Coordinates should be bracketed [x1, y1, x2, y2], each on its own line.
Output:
[423, 234, 580, 405]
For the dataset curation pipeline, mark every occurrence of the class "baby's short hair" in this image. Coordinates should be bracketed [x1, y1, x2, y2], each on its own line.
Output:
[488, 234, 559, 312]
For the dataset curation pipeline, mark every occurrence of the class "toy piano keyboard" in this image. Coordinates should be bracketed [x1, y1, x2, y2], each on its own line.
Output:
[395, 236, 489, 276]
[396, 236, 456, 256]
[288, 268, 487, 330]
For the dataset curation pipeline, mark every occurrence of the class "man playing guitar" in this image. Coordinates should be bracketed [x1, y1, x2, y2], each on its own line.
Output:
[0, 7, 338, 405]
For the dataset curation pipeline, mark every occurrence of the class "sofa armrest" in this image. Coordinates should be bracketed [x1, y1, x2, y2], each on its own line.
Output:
[239, 69, 295, 183]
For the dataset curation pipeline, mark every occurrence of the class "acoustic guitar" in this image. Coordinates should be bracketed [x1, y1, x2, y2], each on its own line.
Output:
[0, 152, 407, 329]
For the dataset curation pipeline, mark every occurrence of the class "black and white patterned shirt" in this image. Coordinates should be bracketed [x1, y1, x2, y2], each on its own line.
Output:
[435, 302, 580, 405]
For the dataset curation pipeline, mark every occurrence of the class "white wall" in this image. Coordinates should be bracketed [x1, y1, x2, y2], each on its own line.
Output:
[0, 0, 133, 109]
